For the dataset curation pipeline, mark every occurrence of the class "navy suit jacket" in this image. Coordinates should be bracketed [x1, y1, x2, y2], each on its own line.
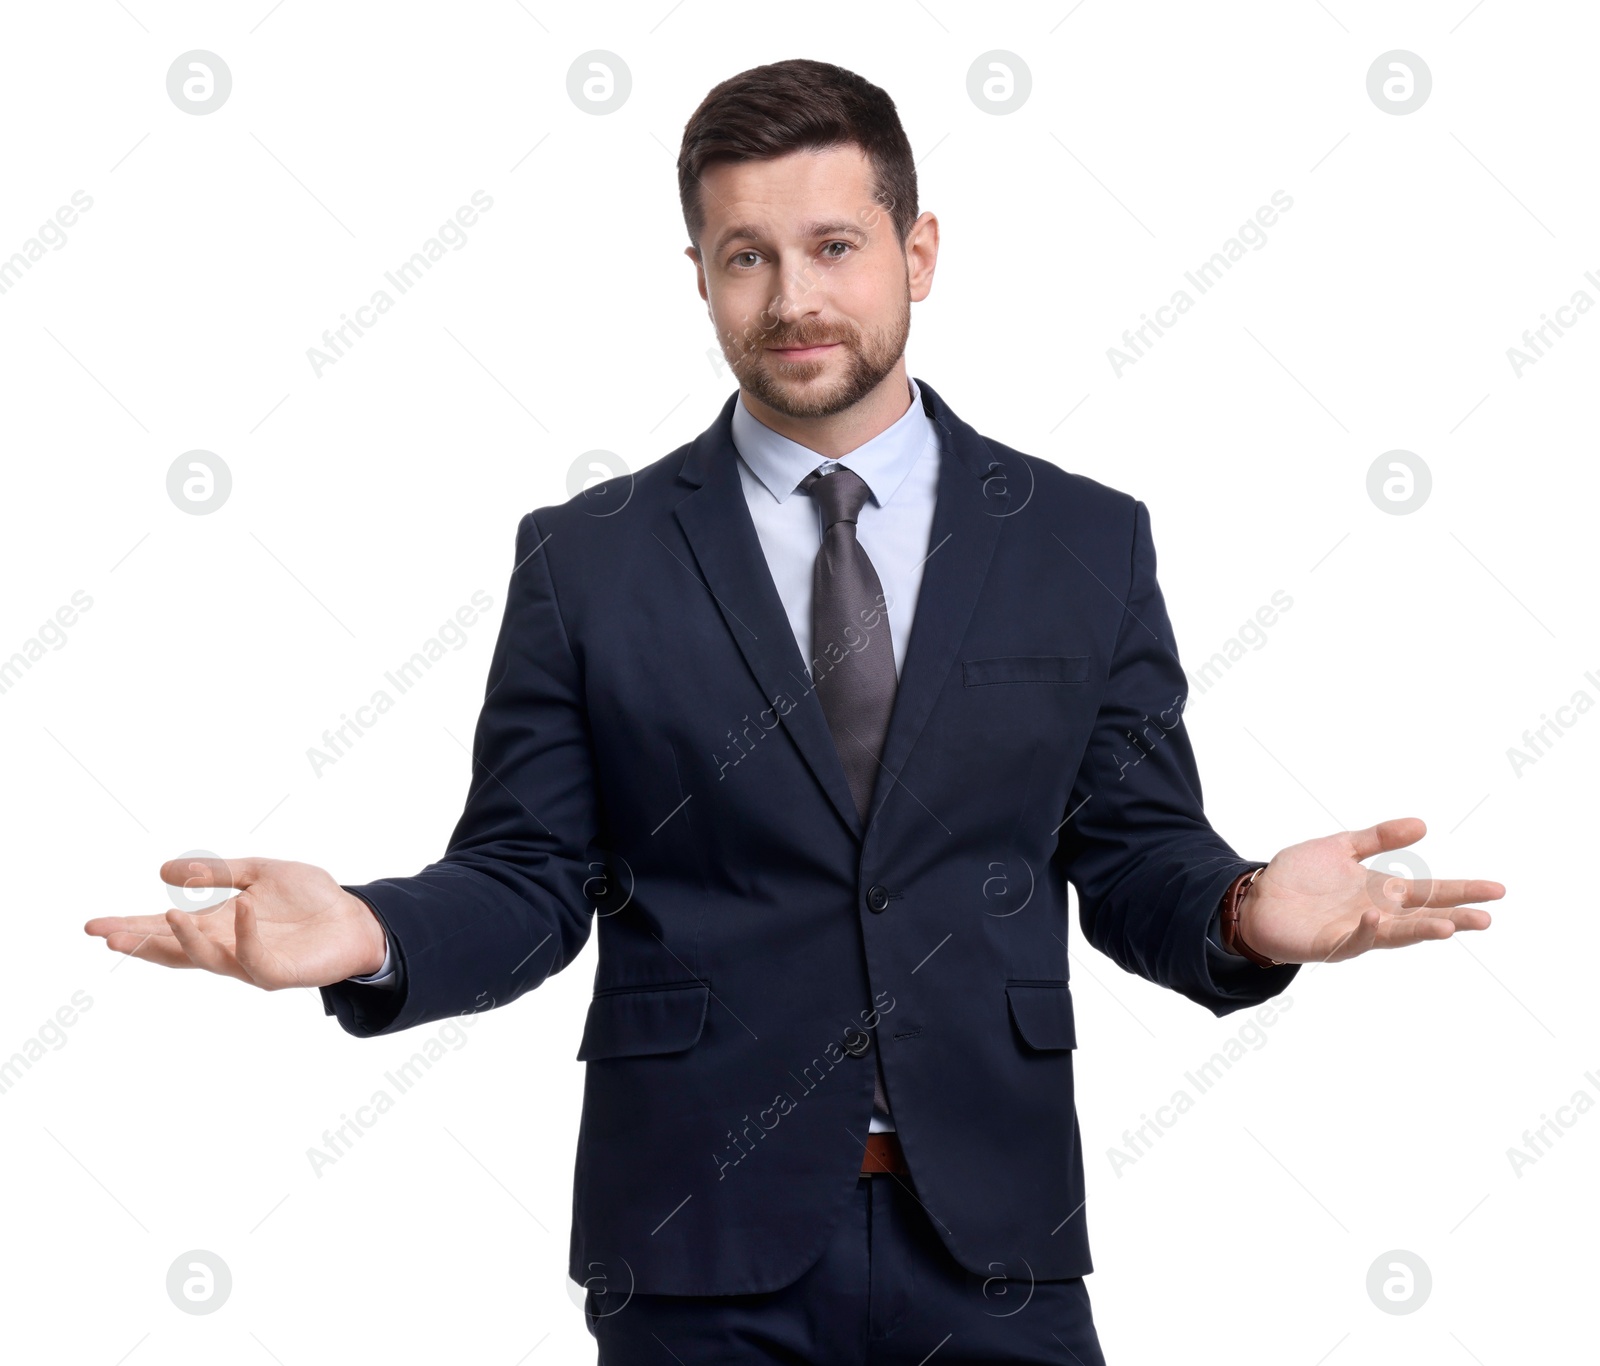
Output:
[320, 378, 1300, 1296]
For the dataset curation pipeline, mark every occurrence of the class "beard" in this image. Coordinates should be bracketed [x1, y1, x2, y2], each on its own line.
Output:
[727, 283, 911, 420]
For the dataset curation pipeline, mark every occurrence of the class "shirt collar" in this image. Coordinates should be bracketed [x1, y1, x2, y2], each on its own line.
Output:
[731, 375, 934, 509]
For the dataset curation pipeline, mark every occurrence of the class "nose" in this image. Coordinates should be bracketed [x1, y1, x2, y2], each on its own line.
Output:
[772, 255, 824, 326]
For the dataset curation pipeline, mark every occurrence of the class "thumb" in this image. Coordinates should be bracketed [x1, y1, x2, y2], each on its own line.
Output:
[1326, 905, 1382, 962]
[159, 855, 266, 892]
[231, 893, 278, 987]
[231, 892, 314, 990]
[1346, 817, 1426, 862]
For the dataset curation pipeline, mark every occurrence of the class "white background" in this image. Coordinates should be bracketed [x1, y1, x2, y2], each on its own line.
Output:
[1, 1, 1591, 1361]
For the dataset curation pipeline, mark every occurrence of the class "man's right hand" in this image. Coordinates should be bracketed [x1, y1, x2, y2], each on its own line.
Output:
[84, 857, 389, 990]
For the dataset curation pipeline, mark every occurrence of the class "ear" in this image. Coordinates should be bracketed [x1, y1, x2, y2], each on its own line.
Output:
[685, 244, 708, 303]
[904, 211, 940, 303]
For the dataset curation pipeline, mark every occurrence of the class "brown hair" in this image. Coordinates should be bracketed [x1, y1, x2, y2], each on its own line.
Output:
[677, 58, 919, 255]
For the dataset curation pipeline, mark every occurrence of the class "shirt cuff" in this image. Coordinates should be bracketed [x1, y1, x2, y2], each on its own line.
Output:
[344, 930, 398, 987]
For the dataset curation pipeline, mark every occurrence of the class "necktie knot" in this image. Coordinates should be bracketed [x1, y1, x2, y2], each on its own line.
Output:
[800, 464, 872, 530]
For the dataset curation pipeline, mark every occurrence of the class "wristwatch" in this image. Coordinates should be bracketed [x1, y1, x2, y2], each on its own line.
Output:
[1219, 866, 1283, 967]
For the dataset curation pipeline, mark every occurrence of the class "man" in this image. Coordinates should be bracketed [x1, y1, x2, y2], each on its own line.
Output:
[86, 59, 1503, 1364]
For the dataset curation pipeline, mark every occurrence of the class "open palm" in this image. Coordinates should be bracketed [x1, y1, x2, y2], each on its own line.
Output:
[1238, 817, 1503, 965]
[84, 856, 387, 990]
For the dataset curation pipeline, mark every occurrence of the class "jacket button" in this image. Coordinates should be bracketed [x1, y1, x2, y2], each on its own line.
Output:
[842, 1029, 872, 1057]
[866, 885, 890, 913]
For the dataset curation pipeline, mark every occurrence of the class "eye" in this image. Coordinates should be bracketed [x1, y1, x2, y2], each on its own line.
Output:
[822, 241, 853, 260]
[730, 250, 762, 268]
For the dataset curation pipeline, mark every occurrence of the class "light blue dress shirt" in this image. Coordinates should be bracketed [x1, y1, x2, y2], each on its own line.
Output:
[346, 376, 1250, 1130]
[732, 374, 942, 690]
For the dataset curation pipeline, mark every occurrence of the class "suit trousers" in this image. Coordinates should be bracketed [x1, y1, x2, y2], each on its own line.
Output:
[583, 1172, 1108, 1364]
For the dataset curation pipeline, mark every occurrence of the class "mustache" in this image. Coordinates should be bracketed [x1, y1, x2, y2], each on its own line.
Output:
[758, 327, 854, 350]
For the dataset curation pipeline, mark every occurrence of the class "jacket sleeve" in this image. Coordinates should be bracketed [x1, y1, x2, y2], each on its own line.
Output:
[1059, 499, 1299, 1016]
[318, 509, 601, 1037]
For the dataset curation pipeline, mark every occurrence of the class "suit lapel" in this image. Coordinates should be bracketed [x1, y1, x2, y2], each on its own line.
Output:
[671, 380, 1010, 844]
[674, 395, 865, 839]
[864, 379, 1008, 836]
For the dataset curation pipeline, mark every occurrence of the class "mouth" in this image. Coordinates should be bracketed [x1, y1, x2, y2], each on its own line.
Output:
[766, 342, 841, 362]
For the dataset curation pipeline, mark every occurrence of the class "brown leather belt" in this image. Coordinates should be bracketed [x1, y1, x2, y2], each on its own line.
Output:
[860, 1131, 908, 1175]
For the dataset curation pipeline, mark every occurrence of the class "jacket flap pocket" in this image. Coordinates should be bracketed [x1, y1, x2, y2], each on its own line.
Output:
[577, 983, 710, 1061]
[1006, 982, 1077, 1050]
[963, 655, 1091, 686]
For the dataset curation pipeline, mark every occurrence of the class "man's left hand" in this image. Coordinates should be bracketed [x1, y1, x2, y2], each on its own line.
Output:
[1236, 816, 1503, 964]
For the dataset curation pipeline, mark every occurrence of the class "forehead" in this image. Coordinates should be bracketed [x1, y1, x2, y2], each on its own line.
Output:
[698, 144, 878, 236]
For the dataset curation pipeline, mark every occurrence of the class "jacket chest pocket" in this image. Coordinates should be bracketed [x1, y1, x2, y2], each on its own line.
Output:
[963, 654, 1091, 687]
[576, 981, 710, 1060]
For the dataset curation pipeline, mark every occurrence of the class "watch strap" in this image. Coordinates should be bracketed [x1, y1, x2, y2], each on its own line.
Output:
[1219, 866, 1283, 967]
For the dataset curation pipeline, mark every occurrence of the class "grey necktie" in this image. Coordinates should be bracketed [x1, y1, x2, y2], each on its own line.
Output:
[799, 463, 898, 825]
[799, 462, 897, 1122]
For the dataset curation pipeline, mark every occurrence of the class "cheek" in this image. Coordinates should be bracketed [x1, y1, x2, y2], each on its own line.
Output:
[838, 271, 901, 328]
[709, 285, 774, 340]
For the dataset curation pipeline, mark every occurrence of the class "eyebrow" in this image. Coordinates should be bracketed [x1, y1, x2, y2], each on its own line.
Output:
[711, 218, 868, 259]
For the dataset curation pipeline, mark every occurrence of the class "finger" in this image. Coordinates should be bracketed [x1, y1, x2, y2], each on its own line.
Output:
[1347, 817, 1427, 861]
[1362, 871, 1409, 916]
[1373, 914, 1458, 949]
[1447, 905, 1493, 931]
[1403, 904, 1492, 931]
[86, 914, 183, 940]
[157, 855, 267, 892]
[166, 909, 249, 981]
[1376, 902, 1493, 934]
[103, 930, 197, 968]
[88, 901, 239, 940]
[1398, 878, 1506, 909]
